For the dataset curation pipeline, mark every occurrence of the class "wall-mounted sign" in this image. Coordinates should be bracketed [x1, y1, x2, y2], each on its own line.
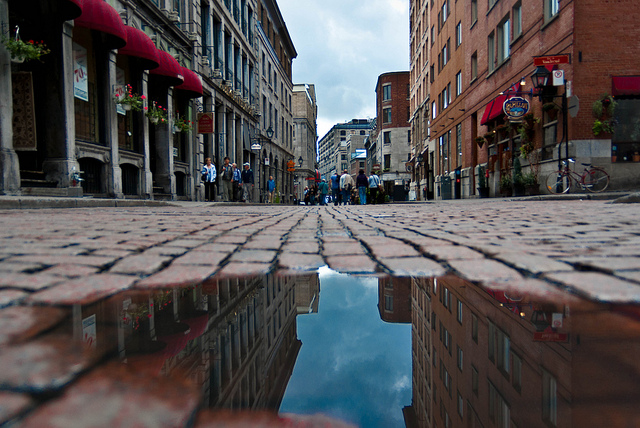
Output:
[251, 143, 262, 151]
[197, 113, 214, 134]
[503, 96, 530, 121]
[264, 158, 270, 166]
[533, 54, 570, 66]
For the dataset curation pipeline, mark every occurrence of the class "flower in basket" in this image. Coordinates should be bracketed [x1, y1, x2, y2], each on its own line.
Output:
[144, 101, 167, 124]
[115, 84, 145, 111]
[174, 114, 193, 132]
[2, 36, 50, 62]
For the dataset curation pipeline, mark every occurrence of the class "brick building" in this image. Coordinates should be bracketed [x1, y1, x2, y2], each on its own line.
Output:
[375, 71, 412, 200]
[0, 0, 300, 203]
[291, 83, 318, 202]
[410, 0, 640, 200]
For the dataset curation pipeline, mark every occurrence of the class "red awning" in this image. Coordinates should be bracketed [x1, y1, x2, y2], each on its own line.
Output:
[61, 0, 84, 20]
[118, 26, 159, 70]
[480, 83, 521, 126]
[612, 76, 640, 97]
[149, 50, 184, 87]
[175, 67, 203, 98]
[75, 0, 127, 49]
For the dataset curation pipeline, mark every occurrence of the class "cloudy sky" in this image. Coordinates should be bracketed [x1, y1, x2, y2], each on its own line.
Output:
[279, 268, 412, 427]
[277, 0, 410, 140]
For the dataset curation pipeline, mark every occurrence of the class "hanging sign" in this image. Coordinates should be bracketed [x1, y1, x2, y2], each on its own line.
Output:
[73, 43, 88, 102]
[503, 96, 530, 121]
[197, 113, 214, 134]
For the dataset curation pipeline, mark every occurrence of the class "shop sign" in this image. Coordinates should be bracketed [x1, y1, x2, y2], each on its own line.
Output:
[82, 314, 96, 349]
[503, 96, 530, 120]
[533, 331, 568, 342]
[197, 113, 214, 134]
[533, 54, 570, 66]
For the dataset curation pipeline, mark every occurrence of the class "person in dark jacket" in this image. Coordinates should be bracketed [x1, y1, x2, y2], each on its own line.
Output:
[356, 169, 368, 205]
[241, 162, 254, 202]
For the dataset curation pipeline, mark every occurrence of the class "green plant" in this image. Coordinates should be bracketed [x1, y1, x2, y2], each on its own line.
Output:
[475, 136, 485, 147]
[592, 119, 615, 136]
[591, 94, 617, 136]
[174, 114, 193, 132]
[499, 173, 512, 190]
[2, 35, 50, 61]
[478, 165, 487, 188]
[115, 84, 145, 111]
[145, 101, 167, 124]
[542, 102, 559, 112]
[522, 171, 538, 187]
[512, 157, 524, 186]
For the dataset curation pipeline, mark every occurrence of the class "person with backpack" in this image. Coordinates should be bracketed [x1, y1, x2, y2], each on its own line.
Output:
[330, 171, 341, 205]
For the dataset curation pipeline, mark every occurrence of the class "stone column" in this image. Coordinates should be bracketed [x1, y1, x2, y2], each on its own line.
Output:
[141, 73, 153, 198]
[0, 0, 20, 195]
[154, 89, 175, 199]
[106, 50, 123, 198]
[40, 21, 81, 195]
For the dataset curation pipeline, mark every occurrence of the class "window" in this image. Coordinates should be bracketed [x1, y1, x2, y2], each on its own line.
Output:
[458, 391, 464, 418]
[472, 313, 478, 343]
[542, 369, 558, 426]
[488, 32, 495, 72]
[543, 109, 558, 160]
[545, 0, 560, 22]
[441, 1, 448, 25]
[456, 22, 462, 47]
[384, 154, 391, 170]
[432, 101, 437, 119]
[489, 382, 511, 428]
[383, 84, 392, 101]
[471, 0, 477, 25]
[457, 123, 462, 166]
[457, 345, 463, 371]
[383, 107, 392, 123]
[497, 18, 510, 64]
[385, 295, 393, 311]
[471, 366, 478, 396]
[488, 321, 495, 361]
[431, 25, 435, 45]
[471, 52, 478, 81]
[512, 2, 522, 39]
[443, 86, 449, 110]
[512, 352, 522, 391]
[383, 131, 391, 145]
[457, 298, 463, 323]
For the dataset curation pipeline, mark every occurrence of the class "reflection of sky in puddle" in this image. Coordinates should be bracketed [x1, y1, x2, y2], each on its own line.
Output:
[279, 268, 412, 427]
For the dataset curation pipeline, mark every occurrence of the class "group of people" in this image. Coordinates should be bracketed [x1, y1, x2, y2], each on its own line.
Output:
[329, 169, 383, 205]
[201, 157, 277, 203]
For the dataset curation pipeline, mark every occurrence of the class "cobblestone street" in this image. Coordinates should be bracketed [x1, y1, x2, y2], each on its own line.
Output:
[0, 198, 639, 306]
[1, 197, 640, 426]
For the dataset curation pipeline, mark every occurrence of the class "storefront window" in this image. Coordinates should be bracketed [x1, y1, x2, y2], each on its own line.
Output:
[612, 99, 640, 162]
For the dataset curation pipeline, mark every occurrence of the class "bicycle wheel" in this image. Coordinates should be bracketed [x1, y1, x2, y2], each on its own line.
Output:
[583, 167, 610, 192]
[545, 171, 572, 194]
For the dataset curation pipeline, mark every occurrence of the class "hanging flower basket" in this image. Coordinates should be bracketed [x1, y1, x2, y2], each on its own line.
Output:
[474, 136, 485, 148]
[115, 84, 145, 112]
[144, 101, 167, 125]
[2, 33, 50, 63]
[174, 114, 192, 132]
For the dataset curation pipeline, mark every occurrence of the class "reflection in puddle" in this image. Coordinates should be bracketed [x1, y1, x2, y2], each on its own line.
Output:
[8, 269, 640, 427]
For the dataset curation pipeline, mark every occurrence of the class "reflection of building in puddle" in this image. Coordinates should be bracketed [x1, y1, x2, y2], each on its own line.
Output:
[404, 275, 640, 428]
[294, 274, 320, 314]
[378, 277, 412, 324]
[78, 273, 322, 412]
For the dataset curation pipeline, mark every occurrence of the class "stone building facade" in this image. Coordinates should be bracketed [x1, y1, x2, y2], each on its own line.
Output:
[409, 0, 640, 200]
[0, 0, 299, 202]
[291, 83, 317, 202]
[317, 118, 372, 180]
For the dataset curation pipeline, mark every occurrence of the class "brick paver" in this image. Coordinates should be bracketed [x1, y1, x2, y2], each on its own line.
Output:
[1, 198, 640, 424]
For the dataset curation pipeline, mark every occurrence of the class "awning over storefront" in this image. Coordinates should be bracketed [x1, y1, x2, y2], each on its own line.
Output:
[480, 83, 521, 126]
[612, 76, 640, 96]
[174, 67, 203, 98]
[149, 50, 184, 87]
[61, 0, 84, 20]
[118, 26, 159, 70]
[75, 0, 127, 49]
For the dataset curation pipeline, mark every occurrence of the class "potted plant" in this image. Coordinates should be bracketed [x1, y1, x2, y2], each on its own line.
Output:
[145, 101, 167, 125]
[592, 93, 617, 136]
[115, 84, 145, 111]
[483, 132, 495, 145]
[499, 173, 512, 197]
[522, 171, 539, 195]
[173, 114, 192, 132]
[2, 32, 50, 63]
[475, 136, 486, 148]
[477, 165, 489, 198]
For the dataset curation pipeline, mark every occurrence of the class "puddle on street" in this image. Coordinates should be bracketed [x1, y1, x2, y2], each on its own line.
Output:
[11, 268, 640, 427]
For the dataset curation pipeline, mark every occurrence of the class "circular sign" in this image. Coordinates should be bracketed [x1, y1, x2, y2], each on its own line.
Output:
[503, 96, 530, 120]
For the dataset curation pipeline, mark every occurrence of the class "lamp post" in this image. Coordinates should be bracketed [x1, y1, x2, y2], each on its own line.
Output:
[531, 65, 568, 173]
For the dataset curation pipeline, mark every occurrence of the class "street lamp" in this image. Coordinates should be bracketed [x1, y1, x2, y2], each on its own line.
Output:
[298, 156, 303, 167]
[531, 66, 551, 91]
[266, 126, 274, 139]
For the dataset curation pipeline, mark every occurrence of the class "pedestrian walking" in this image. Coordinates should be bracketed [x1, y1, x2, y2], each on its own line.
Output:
[201, 157, 217, 202]
[267, 176, 276, 203]
[339, 169, 354, 205]
[231, 163, 242, 201]
[330, 171, 341, 206]
[241, 162, 254, 202]
[318, 178, 329, 205]
[356, 169, 368, 205]
[368, 171, 381, 205]
[220, 156, 233, 202]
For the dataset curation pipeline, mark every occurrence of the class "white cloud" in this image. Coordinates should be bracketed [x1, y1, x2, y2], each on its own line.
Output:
[277, 0, 409, 139]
